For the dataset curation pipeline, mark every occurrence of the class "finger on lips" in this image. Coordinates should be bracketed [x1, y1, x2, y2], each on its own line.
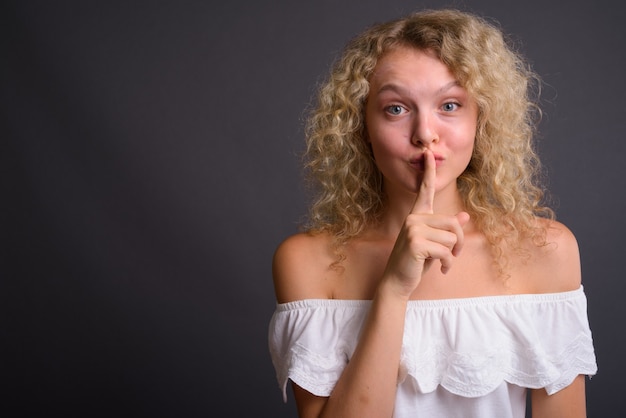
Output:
[412, 149, 436, 215]
[411, 149, 470, 273]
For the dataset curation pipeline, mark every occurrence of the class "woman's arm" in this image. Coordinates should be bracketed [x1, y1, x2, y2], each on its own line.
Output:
[524, 217, 588, 416]
[529, 221, 588, 417]
[273, 236, 411, 418]
[531, 375, 587, 417]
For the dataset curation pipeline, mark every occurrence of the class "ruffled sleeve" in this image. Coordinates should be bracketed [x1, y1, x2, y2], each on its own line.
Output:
[267, 299, 368, 402]
[398, 287, 597, 397]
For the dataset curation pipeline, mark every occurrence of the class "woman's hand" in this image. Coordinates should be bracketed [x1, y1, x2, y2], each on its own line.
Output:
[382, 149, 470, 298]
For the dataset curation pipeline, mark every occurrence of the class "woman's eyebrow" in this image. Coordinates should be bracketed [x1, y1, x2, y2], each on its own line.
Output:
[436, 80, 462, 95]
[375, 80, 462, 96]
[375, 83, 411, 96]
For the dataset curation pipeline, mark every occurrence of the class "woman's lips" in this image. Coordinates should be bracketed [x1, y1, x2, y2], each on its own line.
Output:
[409, 154, 444, 170]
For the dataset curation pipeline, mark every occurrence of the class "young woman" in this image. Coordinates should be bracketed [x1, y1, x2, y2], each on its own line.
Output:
[268, 9, 597, 418]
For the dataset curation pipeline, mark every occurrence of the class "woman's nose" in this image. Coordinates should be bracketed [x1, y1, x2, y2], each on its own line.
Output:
[411, 113, 438, 146]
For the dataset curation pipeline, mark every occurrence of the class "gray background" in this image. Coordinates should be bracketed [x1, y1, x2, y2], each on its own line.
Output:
[3, 0, 624, 416]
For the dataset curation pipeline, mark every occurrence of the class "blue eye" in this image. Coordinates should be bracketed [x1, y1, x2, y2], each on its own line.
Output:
[442, 102, 459, 112]
[387, 105, 404, 115]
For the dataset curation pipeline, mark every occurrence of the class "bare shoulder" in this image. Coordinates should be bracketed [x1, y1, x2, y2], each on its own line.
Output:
[272, 231, 336, 303]
[518, 219, 582, 294]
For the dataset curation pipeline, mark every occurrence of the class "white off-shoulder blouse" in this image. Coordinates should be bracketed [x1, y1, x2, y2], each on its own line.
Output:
[268, 286, 597, 417]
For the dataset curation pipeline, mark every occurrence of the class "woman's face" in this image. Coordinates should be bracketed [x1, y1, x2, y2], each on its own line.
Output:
[365, 46, 478, 200]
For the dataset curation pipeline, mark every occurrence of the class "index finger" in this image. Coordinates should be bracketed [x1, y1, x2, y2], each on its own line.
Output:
[411, 149, 436, 214]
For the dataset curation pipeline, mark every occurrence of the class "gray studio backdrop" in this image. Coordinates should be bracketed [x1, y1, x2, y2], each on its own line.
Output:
[3, 0, 624, 416]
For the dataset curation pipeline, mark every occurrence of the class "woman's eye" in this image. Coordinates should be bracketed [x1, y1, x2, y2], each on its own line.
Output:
[442, 102, 459, 112]
[386, 105, 405, 115]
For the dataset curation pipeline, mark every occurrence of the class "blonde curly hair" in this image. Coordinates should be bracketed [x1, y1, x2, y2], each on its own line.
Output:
[302, 9, 554, 270]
